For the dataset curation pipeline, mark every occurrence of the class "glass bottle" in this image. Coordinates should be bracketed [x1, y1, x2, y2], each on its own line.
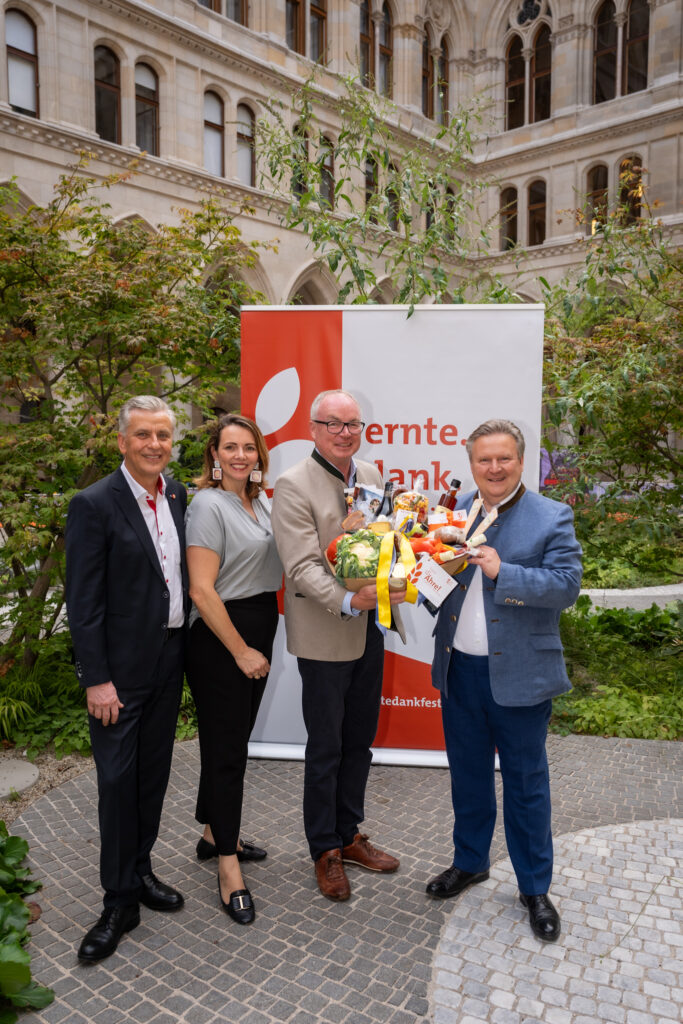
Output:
[437, 479, 461, 510]
[373, 481, 394, 518]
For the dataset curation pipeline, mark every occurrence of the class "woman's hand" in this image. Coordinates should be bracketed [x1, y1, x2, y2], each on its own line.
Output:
[236, 647, 271, 680]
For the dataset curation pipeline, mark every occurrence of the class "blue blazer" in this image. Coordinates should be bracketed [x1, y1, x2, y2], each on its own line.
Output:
[431, 488, 582, 707]
[65, 466, 188, 690]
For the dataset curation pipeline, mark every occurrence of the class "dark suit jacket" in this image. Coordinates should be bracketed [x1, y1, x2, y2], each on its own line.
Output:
[65, 466, 188, 691]
[431, 488, 582, 707]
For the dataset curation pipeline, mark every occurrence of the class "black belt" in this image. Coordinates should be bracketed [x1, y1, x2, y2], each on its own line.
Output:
[163, 626, 183, 642]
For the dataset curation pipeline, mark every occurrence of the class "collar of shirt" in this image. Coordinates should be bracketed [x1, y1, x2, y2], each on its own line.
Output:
[477, 479, 523, 515]
[313, 447, 357, 486]
[120, 461, 165, 501]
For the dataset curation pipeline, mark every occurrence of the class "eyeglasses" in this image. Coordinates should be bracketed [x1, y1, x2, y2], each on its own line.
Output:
[312, 419, 366, 436]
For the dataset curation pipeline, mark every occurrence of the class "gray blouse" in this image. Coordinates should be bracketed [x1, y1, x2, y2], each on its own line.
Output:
[185, 487, 283, 626]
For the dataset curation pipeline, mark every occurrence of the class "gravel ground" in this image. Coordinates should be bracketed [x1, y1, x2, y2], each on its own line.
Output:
[0, 747, 93, 828]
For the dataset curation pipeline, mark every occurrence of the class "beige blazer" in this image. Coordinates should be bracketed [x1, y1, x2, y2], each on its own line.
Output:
[271, 454, 403, 661]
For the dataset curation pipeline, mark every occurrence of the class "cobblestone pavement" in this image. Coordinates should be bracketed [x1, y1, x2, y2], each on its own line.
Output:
[15, 734, 682, 1024]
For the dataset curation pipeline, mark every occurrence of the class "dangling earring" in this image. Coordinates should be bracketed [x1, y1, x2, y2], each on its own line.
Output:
[212, 458, 223, 482]
[250, 463, 262, 483]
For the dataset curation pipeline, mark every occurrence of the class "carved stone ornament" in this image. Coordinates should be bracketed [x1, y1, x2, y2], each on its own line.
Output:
[425, 0, 450, 35]
[517, 0, 541, 24]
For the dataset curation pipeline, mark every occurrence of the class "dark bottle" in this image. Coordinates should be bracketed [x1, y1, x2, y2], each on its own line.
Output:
[437, 479, 461, 510]
[373, 481, 394, 518]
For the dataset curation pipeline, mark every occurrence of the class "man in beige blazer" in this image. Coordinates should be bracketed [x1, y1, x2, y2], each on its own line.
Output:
[271, 389, 404, 901]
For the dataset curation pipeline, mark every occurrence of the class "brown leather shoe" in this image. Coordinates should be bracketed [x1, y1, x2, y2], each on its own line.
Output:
[315, 849, 351, 901]
[341, 833, 399, 873]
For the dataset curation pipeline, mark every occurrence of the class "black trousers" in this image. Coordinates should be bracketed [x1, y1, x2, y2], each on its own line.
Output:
[297, 615, 384, 861]
[89, 630, 184, 909]
[187, 592, 278, 856]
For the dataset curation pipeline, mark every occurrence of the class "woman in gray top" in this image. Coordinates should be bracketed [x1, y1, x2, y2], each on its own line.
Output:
[186, 414, 282, 925]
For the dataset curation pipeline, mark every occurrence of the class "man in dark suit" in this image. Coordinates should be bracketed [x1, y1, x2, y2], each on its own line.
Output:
[427, 419, 582, 942]
[66, 395, 188, 963]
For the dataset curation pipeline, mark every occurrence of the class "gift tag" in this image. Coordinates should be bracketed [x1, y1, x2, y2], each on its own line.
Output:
[407, 555, 456, 608]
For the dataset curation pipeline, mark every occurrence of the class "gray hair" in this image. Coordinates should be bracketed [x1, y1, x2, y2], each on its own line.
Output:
[465, 419, 525, 460]
[118, 396, 176, 434]
[310, 389, 361, 420]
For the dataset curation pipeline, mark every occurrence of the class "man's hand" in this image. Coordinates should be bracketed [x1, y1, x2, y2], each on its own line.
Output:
[469, 545, 501, 580]
[350, 584, 378, 611]
[350, 584, 408, 610]
[87, 682, 124, 726]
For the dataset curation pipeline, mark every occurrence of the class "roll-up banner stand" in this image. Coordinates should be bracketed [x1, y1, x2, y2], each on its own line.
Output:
[241, 305, 544, 767]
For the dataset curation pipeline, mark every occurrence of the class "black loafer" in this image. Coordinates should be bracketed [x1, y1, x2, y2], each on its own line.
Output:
[77, 904, 140, 963]
[520, 892, 561, 942]
[218, 880, 255, 925]
[426, 865, 489, 899]
[196, 837, 267, 862]
[139, 872, 184, 912]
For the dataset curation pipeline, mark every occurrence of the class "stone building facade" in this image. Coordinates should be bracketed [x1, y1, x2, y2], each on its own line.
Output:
[1, 0, 681, 310]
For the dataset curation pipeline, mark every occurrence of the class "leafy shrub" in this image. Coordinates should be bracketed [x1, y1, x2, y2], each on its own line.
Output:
[0, 822, 53, 1021]
[553, 598, 682, 739]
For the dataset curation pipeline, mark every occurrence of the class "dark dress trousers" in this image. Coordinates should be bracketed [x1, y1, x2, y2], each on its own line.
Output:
[65, 467, 188, 908]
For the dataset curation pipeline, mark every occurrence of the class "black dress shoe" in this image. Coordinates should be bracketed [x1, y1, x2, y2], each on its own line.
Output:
[139, 872, 184, 912]
[426, 865, 490, 899]
[218, 879, 255, 925]
[520, 892, 561, 941]
[196, 837, 267, 862]
[77, 905, 140, 963]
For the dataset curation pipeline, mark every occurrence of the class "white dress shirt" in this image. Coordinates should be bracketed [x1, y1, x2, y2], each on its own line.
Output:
[453, 481, 523, 656]
[120, 462, 184, 627]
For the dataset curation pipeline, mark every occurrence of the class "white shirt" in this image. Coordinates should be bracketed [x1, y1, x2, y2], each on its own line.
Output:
[120, 462, 184, 628]
[453, 481, 523, 656]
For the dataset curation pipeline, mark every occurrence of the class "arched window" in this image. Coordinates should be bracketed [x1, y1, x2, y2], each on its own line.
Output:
[6, 9, 38, 117]
[203, 91, 224, 177]
[360, 1, 374, 88]
[94, 46, 120, 144]
[236, 104, 255, 186]
[619, 156, 642, 224]
[286, 0, 304, 55]
[528, 179, 546, 246]
[500, 187, 518, 250]
[386, 163, 400, 233]
[378, 4, 393, 98]
[365, 157, 378, 220]
[435, 37, 449, 126]
[624, 0, 649, 95]
[593, 2, 617, 103]
[310, 1, 327, 63]
[319, 135, 334, 209]
[531, 25, 551, 122]
[135, 63, 159, 155]
[198, 1, 247, 23]
[586, 164, 608, 234]
[292, 123, 308, 198]
[422, 30, 448, 122]
[225, 0, 248, 24]
[506, 35, 525, 130]
[421, 34, 431, 118]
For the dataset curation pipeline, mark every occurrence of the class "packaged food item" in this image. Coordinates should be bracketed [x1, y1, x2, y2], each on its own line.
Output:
[393, 490, 429, 525]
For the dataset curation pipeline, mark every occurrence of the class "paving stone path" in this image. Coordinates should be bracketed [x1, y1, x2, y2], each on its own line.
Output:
[15, 734, 682, 1023]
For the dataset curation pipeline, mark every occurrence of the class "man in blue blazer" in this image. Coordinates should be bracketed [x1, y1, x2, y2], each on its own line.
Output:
[427, 419, 582, 941]
[66, 396, 188, 962]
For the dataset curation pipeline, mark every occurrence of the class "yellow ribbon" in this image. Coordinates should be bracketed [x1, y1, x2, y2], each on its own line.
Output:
[376, 531, 418, 629]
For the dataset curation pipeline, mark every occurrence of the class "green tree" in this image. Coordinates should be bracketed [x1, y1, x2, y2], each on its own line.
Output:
[257, 73, 513, 308]
[0, 160, 264, 671]
[542, 184, 682, 580]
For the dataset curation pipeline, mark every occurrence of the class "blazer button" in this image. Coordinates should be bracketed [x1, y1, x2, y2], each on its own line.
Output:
[445, 645, 450, 653]
[161, 622, 167, 630]
[451, 614, 457, 622]
[504, 598, 511, 604]
[519, 600, 525, 607]
[162, 591, 169, 599]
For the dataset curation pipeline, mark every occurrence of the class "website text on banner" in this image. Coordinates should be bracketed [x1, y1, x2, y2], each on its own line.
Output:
[240, 306, 544, 765]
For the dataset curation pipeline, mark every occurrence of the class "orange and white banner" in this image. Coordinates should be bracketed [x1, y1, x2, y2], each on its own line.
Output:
[242, 305, 544, 765]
